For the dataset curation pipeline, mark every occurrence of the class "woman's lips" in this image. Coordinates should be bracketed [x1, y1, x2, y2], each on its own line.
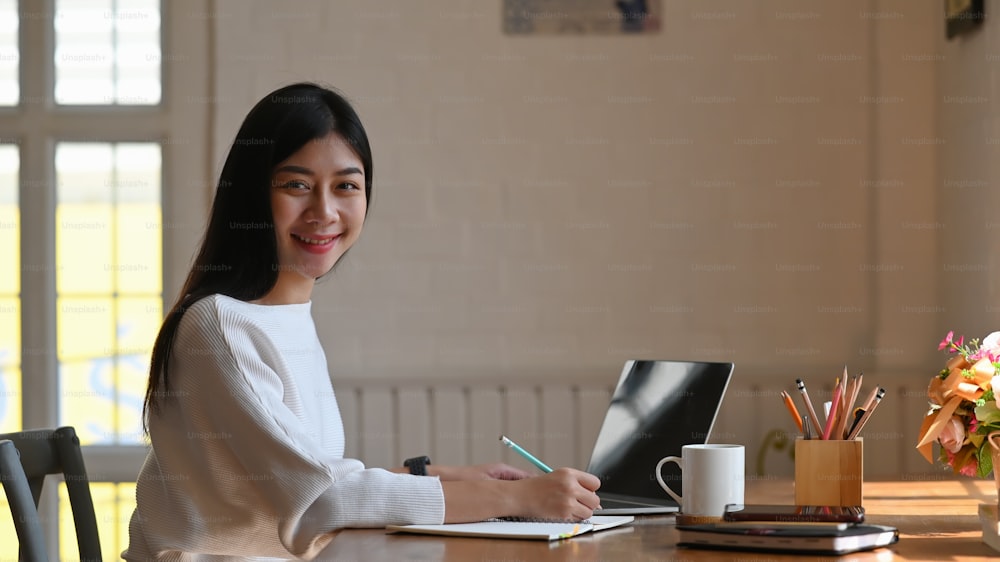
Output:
[292, 233, 340, 254]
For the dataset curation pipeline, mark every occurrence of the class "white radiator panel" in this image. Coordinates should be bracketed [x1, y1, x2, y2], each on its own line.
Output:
[503, 386, 542, 468]
[334, 375, 938, 479]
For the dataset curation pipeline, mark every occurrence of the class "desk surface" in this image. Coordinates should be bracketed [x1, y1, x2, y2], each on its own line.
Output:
[316, 479, 1000, 561]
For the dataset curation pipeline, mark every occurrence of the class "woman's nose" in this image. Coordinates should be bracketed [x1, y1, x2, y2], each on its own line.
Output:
[307, 189, 339, 224]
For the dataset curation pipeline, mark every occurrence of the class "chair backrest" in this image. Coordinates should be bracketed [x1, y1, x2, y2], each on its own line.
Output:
[1, 439, 48, 561]
[0, 427, 102, 562]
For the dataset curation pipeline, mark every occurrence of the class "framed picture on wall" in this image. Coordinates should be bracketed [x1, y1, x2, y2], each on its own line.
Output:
[945, 0, 985, 39]
[503, 0, 661, 35]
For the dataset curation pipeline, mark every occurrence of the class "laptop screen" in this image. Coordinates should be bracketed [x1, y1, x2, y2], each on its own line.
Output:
[586, 360, 734, 502]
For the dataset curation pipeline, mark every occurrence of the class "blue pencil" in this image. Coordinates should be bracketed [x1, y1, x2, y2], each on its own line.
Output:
[499, 435, 553, 473]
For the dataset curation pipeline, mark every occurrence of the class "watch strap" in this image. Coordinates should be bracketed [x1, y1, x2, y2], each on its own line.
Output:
[404, 455, 431, 476]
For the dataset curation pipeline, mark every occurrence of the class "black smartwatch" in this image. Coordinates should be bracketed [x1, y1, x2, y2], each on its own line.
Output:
[404, 455, 431, 476]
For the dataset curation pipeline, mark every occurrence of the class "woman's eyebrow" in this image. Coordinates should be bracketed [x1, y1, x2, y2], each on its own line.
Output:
[273, 164, 314, 175]
[334, 166, 364, 177]
[273, 164, 363, 177]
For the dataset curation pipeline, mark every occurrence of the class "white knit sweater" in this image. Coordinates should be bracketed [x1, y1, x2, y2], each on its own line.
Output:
[124, 295, 445, 561]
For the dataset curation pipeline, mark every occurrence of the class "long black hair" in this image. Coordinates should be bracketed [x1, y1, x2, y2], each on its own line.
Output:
[142, 83, 373, 429]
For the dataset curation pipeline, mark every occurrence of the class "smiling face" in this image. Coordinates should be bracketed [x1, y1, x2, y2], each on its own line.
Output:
[257, 132, 367, 304]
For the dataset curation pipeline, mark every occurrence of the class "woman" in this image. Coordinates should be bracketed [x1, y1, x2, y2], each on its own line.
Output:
[124, 83, 600, 561]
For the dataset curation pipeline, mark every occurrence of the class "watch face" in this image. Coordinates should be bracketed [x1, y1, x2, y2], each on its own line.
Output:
[406, 456, 430, 475]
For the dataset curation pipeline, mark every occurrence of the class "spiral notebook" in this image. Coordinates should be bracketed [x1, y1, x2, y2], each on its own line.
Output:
[386, 515, 634, 541]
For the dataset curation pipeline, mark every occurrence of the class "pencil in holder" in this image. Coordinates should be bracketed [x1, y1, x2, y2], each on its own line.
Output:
[794, 437, 863, 506]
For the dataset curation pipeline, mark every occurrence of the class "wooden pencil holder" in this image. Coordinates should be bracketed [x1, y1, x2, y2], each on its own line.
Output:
[794, 437, 863, 506]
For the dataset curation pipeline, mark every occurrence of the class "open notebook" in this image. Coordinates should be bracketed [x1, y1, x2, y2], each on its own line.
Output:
[386, 515, 634, 541]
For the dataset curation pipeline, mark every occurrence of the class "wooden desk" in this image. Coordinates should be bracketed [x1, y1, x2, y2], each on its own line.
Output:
[315, 479, 1000, 560]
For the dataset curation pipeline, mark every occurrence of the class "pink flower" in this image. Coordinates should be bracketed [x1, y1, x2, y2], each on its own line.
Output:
[970, 348, 987, 362]
[939, 331, 955, 351]
[938, 416, 966, 454]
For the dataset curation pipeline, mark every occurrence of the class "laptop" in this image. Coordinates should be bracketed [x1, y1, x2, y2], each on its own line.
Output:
[587, 359, 734, 515]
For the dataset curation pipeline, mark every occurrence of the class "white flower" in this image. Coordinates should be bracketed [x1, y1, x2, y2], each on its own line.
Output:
[982, 331, 1000, 354]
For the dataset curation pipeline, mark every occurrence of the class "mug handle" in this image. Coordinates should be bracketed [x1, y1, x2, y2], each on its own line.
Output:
[656, 456, 683, 504]
[988, 430, 1000, 452]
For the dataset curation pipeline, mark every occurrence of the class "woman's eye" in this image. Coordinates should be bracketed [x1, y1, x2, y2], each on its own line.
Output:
[283, 180, 309, 190]
[338, 182, 361, 191]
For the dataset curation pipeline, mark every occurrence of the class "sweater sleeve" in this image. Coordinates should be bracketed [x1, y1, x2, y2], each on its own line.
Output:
[165, 299, 444, 558]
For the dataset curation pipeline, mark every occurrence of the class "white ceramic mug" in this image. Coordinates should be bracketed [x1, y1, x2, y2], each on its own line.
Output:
[656, 444, 745, 517]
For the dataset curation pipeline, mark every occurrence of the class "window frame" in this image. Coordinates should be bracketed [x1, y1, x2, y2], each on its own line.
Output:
[4, 0, 210, 553]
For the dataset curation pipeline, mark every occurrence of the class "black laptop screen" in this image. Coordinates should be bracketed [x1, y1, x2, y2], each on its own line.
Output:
[586, 360, 734, 501]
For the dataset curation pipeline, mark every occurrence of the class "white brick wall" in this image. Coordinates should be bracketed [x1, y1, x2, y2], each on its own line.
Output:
[191, 1, 950, 475]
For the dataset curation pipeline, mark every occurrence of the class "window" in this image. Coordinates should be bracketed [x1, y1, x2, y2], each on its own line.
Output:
[0, 0, 17, 105]
[0, 143, 17, 555]
[56, 142, 161, 445]
[0, 144, 18, 435]
[59, 482, 136, 560]
[54, 0, 160, 105]
[0, 0, 207, 556]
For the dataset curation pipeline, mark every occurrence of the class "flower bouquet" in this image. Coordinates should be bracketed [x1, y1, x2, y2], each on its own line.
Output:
[916, 331, 1000, 478]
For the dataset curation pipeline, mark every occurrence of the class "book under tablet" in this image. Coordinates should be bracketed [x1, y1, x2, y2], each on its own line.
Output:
[676, 523, 899, 555]
[713, 521, 852, 531]
[386, 515, 634, 541]
[588, 360, 734, 515]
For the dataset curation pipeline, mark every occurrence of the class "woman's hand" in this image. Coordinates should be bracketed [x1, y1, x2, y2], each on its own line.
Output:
[432, 463, 532, 481]
[440, 467, 602, 523]
[507, 468, 602, 521]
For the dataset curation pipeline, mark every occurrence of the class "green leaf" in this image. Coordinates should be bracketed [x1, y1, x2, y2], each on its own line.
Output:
[978, 444, 995, 479]
[970, 433, 986, 449]
[975, 401, 1000, 427]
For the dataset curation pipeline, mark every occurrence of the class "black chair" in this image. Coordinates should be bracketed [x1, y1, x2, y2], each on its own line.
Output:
[0, 426, 102, 562]
[1, 439, 47, 561]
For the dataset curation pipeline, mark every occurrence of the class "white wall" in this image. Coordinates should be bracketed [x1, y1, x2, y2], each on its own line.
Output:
[938, 1, 1000, 335]
[197, 0, 946, 471]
